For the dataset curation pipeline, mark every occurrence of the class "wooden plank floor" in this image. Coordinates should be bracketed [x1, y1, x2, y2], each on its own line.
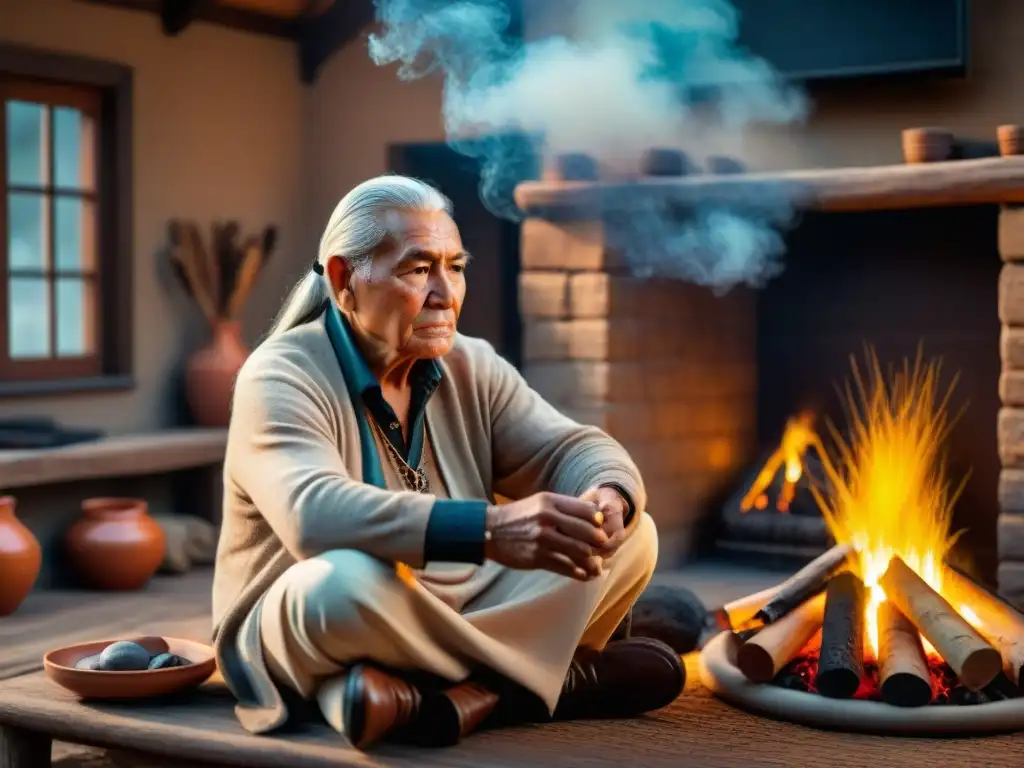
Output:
[4, 561, 793, 767]
[10, 562, 1024, 767]
[14, 654, 1024, 768]
[0, 569, 213, 681]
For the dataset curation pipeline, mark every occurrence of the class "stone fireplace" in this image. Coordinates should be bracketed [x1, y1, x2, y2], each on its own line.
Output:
[516, 216, 756, 564]
[513, 154, 1024, 603]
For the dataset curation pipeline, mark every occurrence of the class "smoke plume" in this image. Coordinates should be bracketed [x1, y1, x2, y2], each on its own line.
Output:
[368, 0, 807, 290]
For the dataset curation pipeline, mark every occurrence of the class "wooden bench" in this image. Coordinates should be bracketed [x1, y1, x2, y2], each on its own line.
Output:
[0, 427, 228, 524]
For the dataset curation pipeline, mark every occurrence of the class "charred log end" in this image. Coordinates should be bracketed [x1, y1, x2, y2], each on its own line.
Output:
[815, 667, 862, 699]
[813, 571, 865, 699]
[880, 671, 934, 707]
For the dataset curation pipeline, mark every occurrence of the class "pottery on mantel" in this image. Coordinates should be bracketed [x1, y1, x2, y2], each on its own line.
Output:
[0, 496, 42, 616]
[64, 498, 166, 590]
[184, 319, 249, 427]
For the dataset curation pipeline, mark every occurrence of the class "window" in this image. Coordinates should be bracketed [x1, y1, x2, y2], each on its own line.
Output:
[0, 45, 133, 394]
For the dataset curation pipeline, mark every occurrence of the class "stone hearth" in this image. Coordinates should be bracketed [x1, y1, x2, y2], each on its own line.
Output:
[515, 156, 1024, 591]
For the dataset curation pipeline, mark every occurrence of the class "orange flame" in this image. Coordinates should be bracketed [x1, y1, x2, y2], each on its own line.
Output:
[741, 411, 816, 513]
[809, 348, 969, 657]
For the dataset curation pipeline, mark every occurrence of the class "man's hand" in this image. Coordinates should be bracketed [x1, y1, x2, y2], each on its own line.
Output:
[484, 492, 608, 581]
[580, 485, 630, 560]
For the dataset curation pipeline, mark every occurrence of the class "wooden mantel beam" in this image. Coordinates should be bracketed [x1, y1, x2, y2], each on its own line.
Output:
[514, 157, 1024, 218]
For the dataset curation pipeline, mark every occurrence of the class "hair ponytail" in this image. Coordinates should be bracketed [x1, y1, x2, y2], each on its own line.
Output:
[262, 174, 451, 342]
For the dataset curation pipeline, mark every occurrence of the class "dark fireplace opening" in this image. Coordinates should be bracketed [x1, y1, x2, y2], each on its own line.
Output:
[713, 205, 1001, 583]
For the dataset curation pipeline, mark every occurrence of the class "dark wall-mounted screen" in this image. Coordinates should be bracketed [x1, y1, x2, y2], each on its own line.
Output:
[733, 0, 969, 81]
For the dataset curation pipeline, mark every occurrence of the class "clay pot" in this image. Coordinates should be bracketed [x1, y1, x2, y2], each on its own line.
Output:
[64, 498, 166, 590]
[543, 152, 599, 182]
[0, 496, 41, 616]
[184, 320, 249, 427]
[998, 124, 1023, 157]
[640, 148, 690, 177]
[901, 127, 954, 164]
[707, 155, 747, 175]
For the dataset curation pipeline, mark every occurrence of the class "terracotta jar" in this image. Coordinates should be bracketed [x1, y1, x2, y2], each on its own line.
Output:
[998, 124, 1023, 157]
[64, 498, 166, 590]
[0, 496, 41, 616]
[185, 320, 249, 427]
[901, 127, 954, 164]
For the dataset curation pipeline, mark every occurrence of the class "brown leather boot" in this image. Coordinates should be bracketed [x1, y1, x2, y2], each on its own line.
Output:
[410, 681, 501, 747]
[553, 637, 685, 721]
[342, 663, 423, 750]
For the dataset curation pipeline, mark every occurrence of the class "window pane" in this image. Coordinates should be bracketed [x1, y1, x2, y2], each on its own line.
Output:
[6, 101, 47, 187]
[54, 107, 94, 191]
[55, 197, 95, 271]
[8, 192, 48, 271]
[8, 277, 50, 359]
[56, 277, 94, 357]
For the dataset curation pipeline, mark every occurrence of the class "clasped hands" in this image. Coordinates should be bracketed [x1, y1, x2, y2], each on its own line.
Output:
[483, 486, 631, 581]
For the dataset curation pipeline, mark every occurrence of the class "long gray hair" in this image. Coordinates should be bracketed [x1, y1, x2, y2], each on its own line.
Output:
[265, 174, 452, 340]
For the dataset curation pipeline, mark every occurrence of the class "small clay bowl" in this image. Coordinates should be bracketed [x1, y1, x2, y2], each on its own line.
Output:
[998, 124, 1023, 157]
[44, 636, 216, 700]
[901, 127, 954, 164]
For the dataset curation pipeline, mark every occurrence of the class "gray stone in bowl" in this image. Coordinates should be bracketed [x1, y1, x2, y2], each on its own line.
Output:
[98, 641, 151, 671]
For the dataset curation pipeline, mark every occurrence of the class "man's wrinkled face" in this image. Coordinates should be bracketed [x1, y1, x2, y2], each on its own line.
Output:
[347, 209, 469, 360]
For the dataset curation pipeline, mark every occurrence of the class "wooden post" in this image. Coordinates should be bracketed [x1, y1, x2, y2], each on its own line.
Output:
[0, 725, 51, 768]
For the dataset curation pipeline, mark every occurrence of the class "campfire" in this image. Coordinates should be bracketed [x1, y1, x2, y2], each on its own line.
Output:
[724, 351, 1024, 707]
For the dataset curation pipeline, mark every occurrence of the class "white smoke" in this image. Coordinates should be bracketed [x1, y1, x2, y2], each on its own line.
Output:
[368, 0, 808, 291]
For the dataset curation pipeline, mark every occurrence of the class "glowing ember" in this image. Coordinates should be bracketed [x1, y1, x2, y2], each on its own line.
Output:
[809, 348, 968, 658]
[741, 411, 816, 513]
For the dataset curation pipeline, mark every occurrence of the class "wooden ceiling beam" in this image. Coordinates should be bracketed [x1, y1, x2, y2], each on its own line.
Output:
[297, 0, 375, 84]
[77, 0, 298, 39]
[160, 0, 200, 35]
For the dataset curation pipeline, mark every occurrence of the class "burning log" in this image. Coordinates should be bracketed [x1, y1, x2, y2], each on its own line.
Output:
[738, 592, 826, 683]
[755, 543, 853, 624]
[877, 600, 933, 707]
[815, 571, 865, 698]
[717, 585, 780, 630]
[878, 556, 1002, 691]
[943, 564, 1024, 690]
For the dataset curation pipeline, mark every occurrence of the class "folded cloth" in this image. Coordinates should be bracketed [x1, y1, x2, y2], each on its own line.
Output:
[0, 417, 105, 449]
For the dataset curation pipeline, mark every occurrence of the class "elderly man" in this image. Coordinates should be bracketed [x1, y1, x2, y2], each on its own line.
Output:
[212, 175, 684, 751]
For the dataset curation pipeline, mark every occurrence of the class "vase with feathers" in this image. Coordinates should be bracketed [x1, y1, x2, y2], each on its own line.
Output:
[166, 219, 277, 427]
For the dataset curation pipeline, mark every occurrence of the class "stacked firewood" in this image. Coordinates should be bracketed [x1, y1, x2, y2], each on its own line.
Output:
[165, 220, 277, 325]
[720, 544, 1024, 706]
